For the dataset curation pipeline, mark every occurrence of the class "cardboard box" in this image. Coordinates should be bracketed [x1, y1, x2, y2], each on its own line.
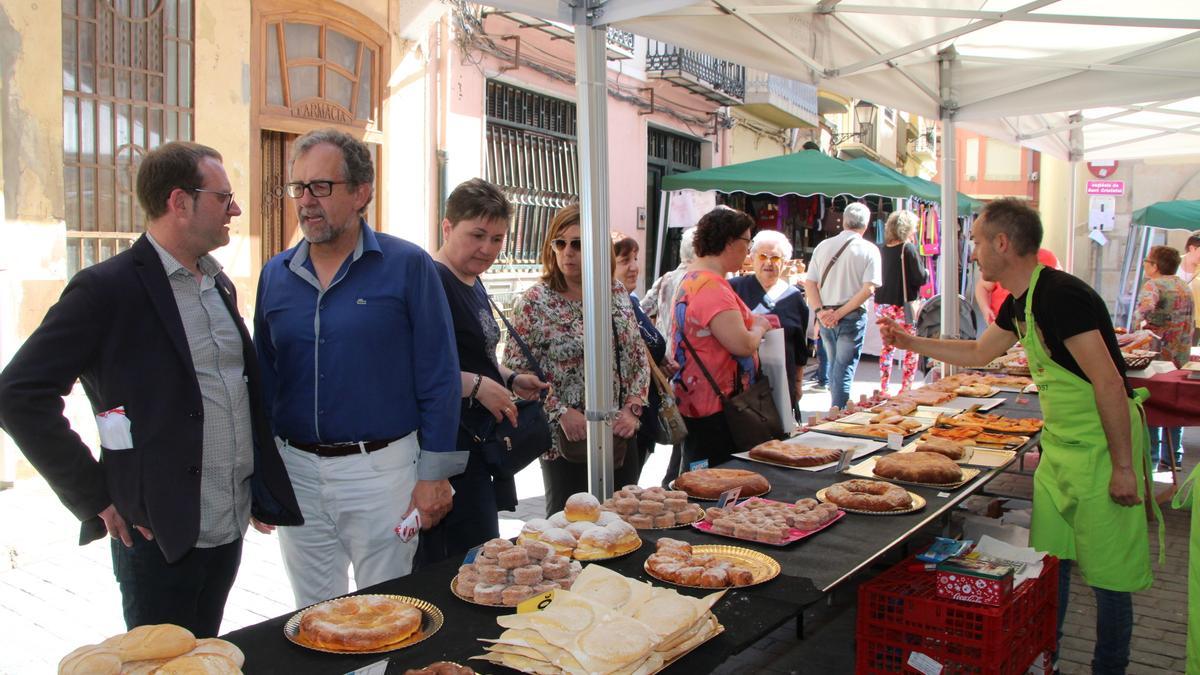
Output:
[936, 555, 1015, 606]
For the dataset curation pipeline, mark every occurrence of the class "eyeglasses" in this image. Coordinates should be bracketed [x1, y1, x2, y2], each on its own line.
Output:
[551, 238, 583, 252]
[189, 188, 236, 211]
[738, 236, 753, 244]
[756, 253, 783, 264]
[284, 180, 351, 199]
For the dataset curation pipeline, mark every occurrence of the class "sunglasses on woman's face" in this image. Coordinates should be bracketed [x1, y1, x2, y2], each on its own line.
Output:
[551, 238, 583, 252]
[756, 253, 783, 264]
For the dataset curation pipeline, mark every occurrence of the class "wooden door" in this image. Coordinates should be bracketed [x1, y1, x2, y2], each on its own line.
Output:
[261, 130, 299, 260]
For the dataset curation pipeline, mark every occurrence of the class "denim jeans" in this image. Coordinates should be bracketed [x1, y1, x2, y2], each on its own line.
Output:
[1055, 560, 1133, 674]
[819, 308, 868, 409]
[816, 335, 830, 386]
[1150, 426, 1183, 465]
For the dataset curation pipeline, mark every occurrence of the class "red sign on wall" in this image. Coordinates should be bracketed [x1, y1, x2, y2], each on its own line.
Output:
[1087, 160, 1119, 178]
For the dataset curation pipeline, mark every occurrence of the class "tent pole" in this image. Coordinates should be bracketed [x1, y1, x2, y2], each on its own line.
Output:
[938, 48, 960, 376]
[575, 9, 615, 501]
[655, 191, 670, 281]
[1066, 112, 1084, 275]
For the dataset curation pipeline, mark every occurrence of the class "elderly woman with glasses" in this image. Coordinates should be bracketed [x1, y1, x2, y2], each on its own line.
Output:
[729, 230, 808, 414]
[1135, 245, 1194, 470]
[504, 205, 650, 515]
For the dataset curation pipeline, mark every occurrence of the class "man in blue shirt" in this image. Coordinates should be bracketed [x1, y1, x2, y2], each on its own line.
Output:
[255, 129, 463, 607]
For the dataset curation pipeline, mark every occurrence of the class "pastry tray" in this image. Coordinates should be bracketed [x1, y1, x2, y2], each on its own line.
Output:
[690, 497, 845, 546]
[815, 487, 927, 515]
[841, 456, 980, 489]
[284, 594, 443, 654]
[571, 537, 643, 561]
[732, 431, 886, 472]
[809, 419, 929, 441]
[631, 513, 705, 530]
[668, 480, 770, 502]
[644, 544, 781, 588]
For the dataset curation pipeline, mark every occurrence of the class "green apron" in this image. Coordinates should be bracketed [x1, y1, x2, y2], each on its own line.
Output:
[1172, 468, 1200, 672]
[1016, 264, 1155, 592]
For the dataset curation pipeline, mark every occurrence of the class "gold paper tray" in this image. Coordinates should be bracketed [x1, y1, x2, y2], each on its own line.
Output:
[284, 594, 442, 654]
[644, 544, 781, 589]
[668, 479, 770, 502]
[815, 487, 927, 515]
[842, 456, 981, 490]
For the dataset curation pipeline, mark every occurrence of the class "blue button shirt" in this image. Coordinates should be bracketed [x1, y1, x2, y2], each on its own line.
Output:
[254, 222, 465, 480]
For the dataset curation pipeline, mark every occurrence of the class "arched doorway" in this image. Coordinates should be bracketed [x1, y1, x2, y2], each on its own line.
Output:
[250, 1, 387, 263]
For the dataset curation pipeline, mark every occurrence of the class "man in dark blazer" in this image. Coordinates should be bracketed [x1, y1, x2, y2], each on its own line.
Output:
[0, 141, 302, 637]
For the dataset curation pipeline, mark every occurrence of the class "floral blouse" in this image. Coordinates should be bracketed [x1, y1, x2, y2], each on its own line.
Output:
[1135, 275, 1195, 368]
[504, 280, 650, 460]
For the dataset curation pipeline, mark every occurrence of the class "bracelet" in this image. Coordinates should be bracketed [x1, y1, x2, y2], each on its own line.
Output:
[468, 373, 482, 403]
[505, 371, 518, 390]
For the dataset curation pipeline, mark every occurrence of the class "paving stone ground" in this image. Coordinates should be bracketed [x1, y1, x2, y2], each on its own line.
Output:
[0, 360, 1190, 673]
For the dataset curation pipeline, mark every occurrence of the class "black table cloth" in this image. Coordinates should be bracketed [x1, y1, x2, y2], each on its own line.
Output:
[222, 389, 1043, 673]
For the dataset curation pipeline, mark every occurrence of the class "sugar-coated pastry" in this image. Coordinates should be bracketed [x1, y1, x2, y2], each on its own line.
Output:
[566, 520, 597, 538]
[664, 490, 689, 500]
[482, 538, 514, 556]
[521, 540, 553, 561]
[473, 583, 505, 604]
[613, 490, 636, 500]
[663, 497, 689, 513]
[621, 484, 644, 495]
[541, 555, 571, 579]
[638, 500, 665, 515]
[712, 518, 736, 535]
[653, 513, 676, 527]
[501, 585, 535, 606]
[627, 513, 653, 529]
[657, 537, 691, 553]
[794, 498, 819, 511]
[728, 568, 755, 586]
[596, 511, 622, 526]
[700, 568, 728, 587]
[640, 486, 668, 501]
[675, 566, 705, 585]
[479, 564, 509, 584]
[512, 564, 544, 585]
[676, 504, 703, 524]
[455, 575, 477, 598]
[540, 527, 577, 554]
[704, 507, 725, 522]
[548, 512, 570, 528]
[614, 497, 640, 515]
[564, 493, 601, 522]
[497, 547, 530, 569]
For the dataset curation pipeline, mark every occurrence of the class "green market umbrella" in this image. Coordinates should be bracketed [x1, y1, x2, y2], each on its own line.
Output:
[845, 157, 983, 214]
[1132, 200, 1200, 232]
[661, 149, 914, 199]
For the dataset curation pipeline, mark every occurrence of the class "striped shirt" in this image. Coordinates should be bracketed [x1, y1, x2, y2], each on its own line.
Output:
[147, 233, 253, 547]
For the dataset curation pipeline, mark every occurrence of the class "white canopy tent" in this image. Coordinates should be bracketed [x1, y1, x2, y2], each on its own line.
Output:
[479, 0, 1200, 499]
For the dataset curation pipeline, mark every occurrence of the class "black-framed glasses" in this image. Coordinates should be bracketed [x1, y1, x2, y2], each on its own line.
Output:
[189, 188, 236, 210]
[738, 236, 752, 244]
[285, 180, 351, 199]
[551, 238, 583, 252]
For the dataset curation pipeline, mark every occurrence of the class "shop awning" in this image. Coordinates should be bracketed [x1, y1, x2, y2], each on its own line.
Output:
[844, 158, 983, 214]
[1132, 200, 1200, 231]
[660, 149, 915, 198]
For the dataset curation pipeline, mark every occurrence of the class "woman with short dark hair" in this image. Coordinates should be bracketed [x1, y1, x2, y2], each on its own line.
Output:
[672, 207, 773, 469]
[1136, 244, 1194, 469]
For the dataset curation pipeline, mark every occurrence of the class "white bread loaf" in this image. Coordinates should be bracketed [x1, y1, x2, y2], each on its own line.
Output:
[58, 644, 121, 675]
[187, 639, 244, 668]
[105, 624, 196, 662]
[153, 653, 241, 674]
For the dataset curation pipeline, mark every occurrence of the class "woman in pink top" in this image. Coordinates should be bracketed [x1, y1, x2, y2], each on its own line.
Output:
[672, 207, 773, 468]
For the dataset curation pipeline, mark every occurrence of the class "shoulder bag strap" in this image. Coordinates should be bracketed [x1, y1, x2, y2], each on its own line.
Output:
[818, 237, 856, 295]
[489, 295, 548, 400]
[677, 310, 733, 405]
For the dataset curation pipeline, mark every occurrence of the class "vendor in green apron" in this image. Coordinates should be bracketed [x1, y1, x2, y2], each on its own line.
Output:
[879, 198, 1154, 675]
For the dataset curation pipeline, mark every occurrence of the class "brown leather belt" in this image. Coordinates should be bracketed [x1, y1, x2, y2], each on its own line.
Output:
[287, 438, 398, 457]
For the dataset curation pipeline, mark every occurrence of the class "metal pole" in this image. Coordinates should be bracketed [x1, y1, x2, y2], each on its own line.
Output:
[937, 48, 960, 366]
[574, 11, 615, 501]
[1066, 112, 1083, 275]
[654, 191, 670, 281]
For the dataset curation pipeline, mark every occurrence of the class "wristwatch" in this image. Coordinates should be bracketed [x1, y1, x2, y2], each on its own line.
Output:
[627, 402, 643, 417]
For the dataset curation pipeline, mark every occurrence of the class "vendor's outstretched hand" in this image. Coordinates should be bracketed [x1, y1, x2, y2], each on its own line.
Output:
[1108, 466, 1142, 506]
[877, 316, 912, 350]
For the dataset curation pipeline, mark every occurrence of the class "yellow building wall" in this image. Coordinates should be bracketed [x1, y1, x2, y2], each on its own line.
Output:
[729, 110, 791, 164]
[1037, 153, 1070, 270]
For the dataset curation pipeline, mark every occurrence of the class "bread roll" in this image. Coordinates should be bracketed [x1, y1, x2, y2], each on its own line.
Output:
[106, 624, 196, 662]
[564, 493, 601, 522]
[154, 653, 240, 674]
[58, 644, 121, 675]
[188, 639, 245, 668]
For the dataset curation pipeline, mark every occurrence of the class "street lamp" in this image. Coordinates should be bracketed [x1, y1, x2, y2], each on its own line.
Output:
[830, 100, 878, 146]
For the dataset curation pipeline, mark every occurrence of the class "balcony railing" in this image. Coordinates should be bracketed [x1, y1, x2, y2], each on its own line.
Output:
[644, 40, 744, 105]
[606, 27, 634, 53]
[742, 69, 819, 128]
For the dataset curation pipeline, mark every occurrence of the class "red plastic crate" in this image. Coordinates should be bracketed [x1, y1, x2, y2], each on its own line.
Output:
[856, 555, 1058, 674]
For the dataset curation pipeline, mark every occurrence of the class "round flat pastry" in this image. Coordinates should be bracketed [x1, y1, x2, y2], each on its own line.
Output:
[297, 595, 423, 651]
[674, 468, 770, 499]
[914, 436, 967, 460]
[748, 440, 842, 467]
[874, 452, 963, 484]
[824, 479, 913, 512]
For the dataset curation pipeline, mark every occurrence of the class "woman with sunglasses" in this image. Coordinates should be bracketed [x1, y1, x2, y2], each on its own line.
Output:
[729, 229, 808, 415]
[673, 207, 774, 469]
[503, 205, 650, 515]
[873, 210, 927, 393]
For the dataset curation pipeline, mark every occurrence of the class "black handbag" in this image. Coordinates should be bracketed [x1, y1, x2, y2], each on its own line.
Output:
[678, 320, 785, 453]
[555, 317, 632, 468]
[459, 298, 554, 478]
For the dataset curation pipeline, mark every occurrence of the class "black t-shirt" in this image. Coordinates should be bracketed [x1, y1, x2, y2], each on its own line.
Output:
[994, 268, 1130, 394]
[435, 261, 503, 385]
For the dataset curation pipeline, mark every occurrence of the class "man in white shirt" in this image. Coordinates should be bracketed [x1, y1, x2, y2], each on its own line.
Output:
[803, 202, 882, 408]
